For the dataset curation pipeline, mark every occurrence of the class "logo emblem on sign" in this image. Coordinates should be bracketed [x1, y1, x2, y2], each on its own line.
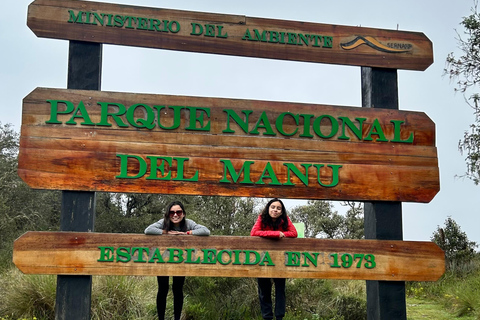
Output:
[340, 36, 412, 53]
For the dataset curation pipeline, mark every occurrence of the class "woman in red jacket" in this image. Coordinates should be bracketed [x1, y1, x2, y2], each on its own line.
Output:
[251, 198, 297, 320]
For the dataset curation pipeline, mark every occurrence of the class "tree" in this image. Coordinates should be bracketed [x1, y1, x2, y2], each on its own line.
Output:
[445, 0, 480, 184]
[339, 201, 364, 239]
[431, 216, 478, 270]
[0, 123, 61, 269]
[290, 200, 342, 238]
[194, 196, 260, 236]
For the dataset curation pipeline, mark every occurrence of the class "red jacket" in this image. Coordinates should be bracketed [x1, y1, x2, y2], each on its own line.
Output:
[250, 215, 298, 238]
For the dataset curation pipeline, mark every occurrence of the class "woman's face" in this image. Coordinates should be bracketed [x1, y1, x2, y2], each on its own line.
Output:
[168, 204, 185, 226]
[268, 201, 283, 221]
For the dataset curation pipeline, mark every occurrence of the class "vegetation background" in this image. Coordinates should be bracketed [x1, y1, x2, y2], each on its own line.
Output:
[0, 122, 479, 319]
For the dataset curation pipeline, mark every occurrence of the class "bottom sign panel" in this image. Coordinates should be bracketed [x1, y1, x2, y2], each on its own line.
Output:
[13, 232, 445, 281]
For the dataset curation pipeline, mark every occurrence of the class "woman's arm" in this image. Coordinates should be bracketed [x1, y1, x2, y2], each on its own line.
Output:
[250, 216, 283, 238]
[185, 219, 210, 236]
[144, 219, 165, 235]
[283, 216, 298, 238]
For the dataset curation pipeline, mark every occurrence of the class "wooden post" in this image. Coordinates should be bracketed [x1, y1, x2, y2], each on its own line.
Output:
[362, 67, 407, 320]
[54, 41, 102, 320]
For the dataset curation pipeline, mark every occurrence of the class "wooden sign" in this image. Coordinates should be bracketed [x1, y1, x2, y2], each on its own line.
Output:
[27, 0, 433, 71]
[13, 232, 445, 281]
[18, 87, 439, 202]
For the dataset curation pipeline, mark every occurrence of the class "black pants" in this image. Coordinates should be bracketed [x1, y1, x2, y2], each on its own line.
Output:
[156, 276, 186, 320]
[257, 278, 286, 320]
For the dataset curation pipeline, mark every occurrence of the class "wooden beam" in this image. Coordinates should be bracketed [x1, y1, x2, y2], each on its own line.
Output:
[18, 88, 439, 202]
[27, 0, 433, 70]
[13, 232, 445, 282]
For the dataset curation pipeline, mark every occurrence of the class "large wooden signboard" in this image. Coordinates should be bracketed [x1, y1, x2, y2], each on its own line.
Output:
[13, 232, 445, 281]
[27, 0, 433, 71]
[18, 87, 439, 202]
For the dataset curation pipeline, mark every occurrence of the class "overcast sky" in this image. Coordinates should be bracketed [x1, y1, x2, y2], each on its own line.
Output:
[2, 0, 479, 245]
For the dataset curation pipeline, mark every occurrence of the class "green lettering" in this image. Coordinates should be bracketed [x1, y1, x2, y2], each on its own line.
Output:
[242, 28, 253, 41]
[338, 117, 366, 140]
[302, 252, 319, 267]
[191, 22, 203, 35]
[96, 102, 128, 127]
[137, 17, 148, 30]
[217, 250, 232, 265]
[253, 29, 268, 42]
[256, 162, 281, 185]
[216, 25, 228, 38]
[201, 249, 217, 264]
[364, 119, 388, 142]
[313, 164, 342, 187]
[287, 32, 297, 45]
[185, 107, 210, 131]
[259, 251, 275, 266]
[64, 101, 94, 125]
[313, 114, 338, 139]
[250, 111, 275, 136]
[46, 99, 75, 124]
[222, 109, 253, 133]
[299, 114, 314, 138]
[172, 157, 199, 182]
[323, 36, 333, 48]
[298, 34, 309, 46]
[283, 163, 312, 186]
[168, 21, 180, 33]
[148, 248, 165, 263]
[92, 12, 105, 25]
[205, 24, 216, 37]
[390, 120, 414, 143]
[167, 248, 184, 263]
[219, 159, 254, 184]
[154, 105, 183, 130]
[232, 250, 242, 265]
[185, 248, 201, 264]
[97, 246, 114, 262]
[243, 250, 261, 265]
[132, 247, 149, 263]
[285, 251, 301, 266]
[126, 103, 155, 129]
[269, 31, 279, 43]
[276, 112, 299, 136]
[115, 154, 147, 179]
[67, 10, 85, 23]
[116, 247, 131, 263]
[146, 156, 172, 180]
[148, 18, 161, 31]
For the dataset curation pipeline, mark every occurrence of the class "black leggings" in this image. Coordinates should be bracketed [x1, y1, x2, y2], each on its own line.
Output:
[156, 276, 186, 320]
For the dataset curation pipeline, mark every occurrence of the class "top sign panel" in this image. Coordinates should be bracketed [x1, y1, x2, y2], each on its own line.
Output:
[27, 0, 433, 71]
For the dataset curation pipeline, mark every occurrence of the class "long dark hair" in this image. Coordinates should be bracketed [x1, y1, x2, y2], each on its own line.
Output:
[162, 201, 187, 232]
[260, 198, 289, 230]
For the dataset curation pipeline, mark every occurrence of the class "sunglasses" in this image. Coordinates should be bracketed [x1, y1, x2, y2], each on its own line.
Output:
[168, 210, 184, 216]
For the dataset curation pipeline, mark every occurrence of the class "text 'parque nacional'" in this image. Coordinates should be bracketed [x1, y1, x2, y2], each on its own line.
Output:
[19, 88, 439, 202]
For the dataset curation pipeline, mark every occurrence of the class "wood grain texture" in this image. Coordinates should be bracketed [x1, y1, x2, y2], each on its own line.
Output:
[18, 87, 440, 202]
[27, 0, 433, 70]
[13, 232, 445, 281]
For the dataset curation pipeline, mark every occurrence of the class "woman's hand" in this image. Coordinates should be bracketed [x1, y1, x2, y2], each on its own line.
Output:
[279, 231, 285, 238]
[166, 230, 188, 235]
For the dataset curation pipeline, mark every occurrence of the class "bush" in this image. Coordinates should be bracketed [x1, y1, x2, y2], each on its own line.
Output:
[0, 270, 158, 320]
[431, 217, 478, 271]
[183, 277, 260, 320]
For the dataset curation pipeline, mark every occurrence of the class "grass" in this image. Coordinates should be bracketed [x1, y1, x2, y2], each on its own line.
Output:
[407, 297, 476, 320]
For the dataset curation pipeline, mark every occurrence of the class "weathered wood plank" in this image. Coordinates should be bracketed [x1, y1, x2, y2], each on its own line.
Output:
[13, 232, 445, 281]
[18, 87, 439, 202]
[27, 0, 433, 70]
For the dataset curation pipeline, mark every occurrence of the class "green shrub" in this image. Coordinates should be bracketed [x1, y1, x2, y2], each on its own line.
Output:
[0, 269, 56, 320]
[183, 277, 260, 320]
